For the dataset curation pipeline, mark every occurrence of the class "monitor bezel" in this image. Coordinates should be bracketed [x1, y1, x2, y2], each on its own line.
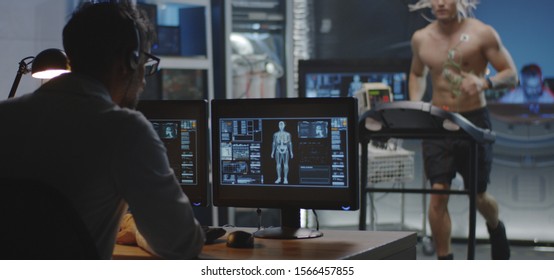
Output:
[136, 100, 210, 207]
[210, 97, 359, 211]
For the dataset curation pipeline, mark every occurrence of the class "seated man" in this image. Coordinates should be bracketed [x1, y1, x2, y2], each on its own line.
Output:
[0, 1, 204, 259]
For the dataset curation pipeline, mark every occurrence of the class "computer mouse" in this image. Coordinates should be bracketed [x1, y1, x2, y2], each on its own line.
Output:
[226, 230, 254, 248]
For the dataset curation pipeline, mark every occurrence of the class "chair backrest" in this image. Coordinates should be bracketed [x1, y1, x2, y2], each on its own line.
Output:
[0, 177, 99, 259]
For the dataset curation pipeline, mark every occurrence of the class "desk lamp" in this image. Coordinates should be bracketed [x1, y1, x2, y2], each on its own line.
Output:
[7, 48, 70, 99]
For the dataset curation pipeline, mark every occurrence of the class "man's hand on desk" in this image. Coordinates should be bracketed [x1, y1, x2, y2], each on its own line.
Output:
[117, 213, 138, 245]
[116, 213, 158, 257]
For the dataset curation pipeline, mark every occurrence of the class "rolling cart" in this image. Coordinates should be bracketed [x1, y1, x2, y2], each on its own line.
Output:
[365, 141, 414, 230]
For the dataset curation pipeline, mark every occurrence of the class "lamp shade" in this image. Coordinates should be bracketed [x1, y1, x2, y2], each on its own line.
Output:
[31, 48, 70, 79]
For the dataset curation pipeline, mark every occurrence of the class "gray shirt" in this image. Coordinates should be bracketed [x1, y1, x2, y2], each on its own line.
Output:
[0, 73, 205, 259]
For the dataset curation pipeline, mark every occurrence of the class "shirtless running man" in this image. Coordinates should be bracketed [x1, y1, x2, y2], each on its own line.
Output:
[409, 0, 518, 259]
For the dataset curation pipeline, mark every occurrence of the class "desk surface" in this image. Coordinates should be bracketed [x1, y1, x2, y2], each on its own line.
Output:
[113, 228, 417, 260]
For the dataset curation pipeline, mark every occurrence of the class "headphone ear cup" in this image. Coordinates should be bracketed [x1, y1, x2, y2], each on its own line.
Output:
[128, 17, 141, 71]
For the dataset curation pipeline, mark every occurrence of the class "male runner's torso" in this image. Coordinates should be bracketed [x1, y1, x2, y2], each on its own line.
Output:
[415, 18, 489, 112]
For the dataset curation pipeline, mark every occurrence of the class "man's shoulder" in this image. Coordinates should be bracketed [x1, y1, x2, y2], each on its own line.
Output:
[413, 23, 433, 38]
[102, 107, 150, 131]
[466, 18, 496, 37]
[499, 88, 524, 103]
[104, 106, 143, 120]
[412, 22, 440, 44]
[101, 108, 159, 149]
[465, 18, 485, 26]
[540, 90, 554, 102]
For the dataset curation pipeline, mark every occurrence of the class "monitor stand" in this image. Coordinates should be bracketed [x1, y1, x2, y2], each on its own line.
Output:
[253, 208, 323, 239]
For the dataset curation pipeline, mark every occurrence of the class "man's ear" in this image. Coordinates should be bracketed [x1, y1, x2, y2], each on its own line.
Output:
[103, 57, 132, 105]
[116, 56, 132, 75]
[105, 54, 131, 77]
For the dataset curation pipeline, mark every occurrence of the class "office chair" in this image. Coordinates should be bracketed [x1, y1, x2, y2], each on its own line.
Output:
[0, 177, 99, 259]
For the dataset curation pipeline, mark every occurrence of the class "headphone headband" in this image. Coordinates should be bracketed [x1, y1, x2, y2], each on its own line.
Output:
[120, 5, 141, 71]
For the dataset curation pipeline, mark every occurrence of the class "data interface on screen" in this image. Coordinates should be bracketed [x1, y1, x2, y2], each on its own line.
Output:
[305, 71, 407, 101]
[217, 117, 350, 188]
[150, 119, 199, 185]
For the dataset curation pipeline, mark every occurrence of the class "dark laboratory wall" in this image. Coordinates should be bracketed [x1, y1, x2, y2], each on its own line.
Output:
[312, 0, 428, 59]
[211, 0, 227, 99]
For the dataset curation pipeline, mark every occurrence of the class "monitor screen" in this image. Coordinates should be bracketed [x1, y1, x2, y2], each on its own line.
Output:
[484, 64, 554, 123]
[152, 26, 181, 56]
[139, 68, 208, 101]
[136, 100, 210, 207]
[211, 98, 359, 239]
[160, 69, 207, 100]
[298, 58, 410, 102]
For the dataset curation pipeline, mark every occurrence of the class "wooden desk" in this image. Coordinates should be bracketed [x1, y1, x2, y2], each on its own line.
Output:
[113, 228, 417, 260]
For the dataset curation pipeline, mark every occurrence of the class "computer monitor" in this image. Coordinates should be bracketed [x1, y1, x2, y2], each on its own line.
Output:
[298, 58, 410, 101]
[211, 97, 359, 239]
[485, 73, 554, 123]
[136, 100, 210, 206]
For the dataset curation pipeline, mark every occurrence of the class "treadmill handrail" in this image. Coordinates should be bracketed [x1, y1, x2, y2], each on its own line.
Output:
[359, 101, 496, 144]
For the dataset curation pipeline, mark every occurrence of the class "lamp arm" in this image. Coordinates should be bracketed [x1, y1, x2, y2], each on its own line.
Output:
[7, 56, 34, 99]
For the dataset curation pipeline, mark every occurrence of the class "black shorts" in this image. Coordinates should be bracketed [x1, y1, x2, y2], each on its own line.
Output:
[422, 107, 493, 193]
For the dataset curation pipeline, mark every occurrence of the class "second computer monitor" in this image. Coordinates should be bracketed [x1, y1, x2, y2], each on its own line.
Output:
[136, 100, 209, 206]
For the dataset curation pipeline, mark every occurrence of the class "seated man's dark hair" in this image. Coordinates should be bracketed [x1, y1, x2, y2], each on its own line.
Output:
[63, 1, 155, 78]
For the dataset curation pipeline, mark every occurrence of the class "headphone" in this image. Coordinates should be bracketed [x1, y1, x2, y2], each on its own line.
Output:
[127, 16, 141, 71]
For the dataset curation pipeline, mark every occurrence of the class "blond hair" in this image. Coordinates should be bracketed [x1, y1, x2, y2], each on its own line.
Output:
[408, 0, 479, 19]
